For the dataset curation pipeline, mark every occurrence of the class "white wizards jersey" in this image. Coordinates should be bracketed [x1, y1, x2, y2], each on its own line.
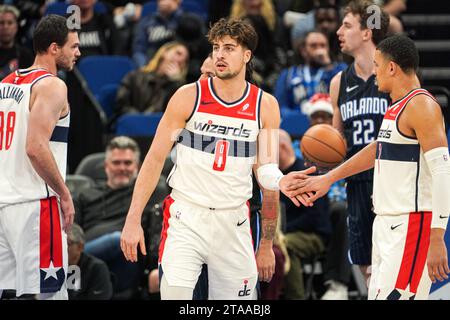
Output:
[0, 69, 69, 207]
[373, 88, 435, 215]
[168, 77, 262, 209]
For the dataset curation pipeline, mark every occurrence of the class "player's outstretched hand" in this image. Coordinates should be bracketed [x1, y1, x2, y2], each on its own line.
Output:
[279, 166, 317, 207]
[427, 236, 450, 283]
[286, 173, 332, 203]
[60, 191, 75, 232]
[120, 217, 147, 262]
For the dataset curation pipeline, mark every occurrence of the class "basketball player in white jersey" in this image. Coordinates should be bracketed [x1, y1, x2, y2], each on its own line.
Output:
[289, 34, 450, 300]
[0, 15, 80, 299]
[120, 18, 314, 300]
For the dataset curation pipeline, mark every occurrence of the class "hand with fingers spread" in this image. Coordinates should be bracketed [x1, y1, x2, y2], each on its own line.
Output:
[427, 233, 450, 283]
[279, 166, 317, 207]
[120, 216, 147, 262]
[256, 243, 276, 283]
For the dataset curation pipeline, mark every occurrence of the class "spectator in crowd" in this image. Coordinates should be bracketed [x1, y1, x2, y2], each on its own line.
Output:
[230, 0, 289, 91]
[199, 52, 214, 79]
[67, 224, 113, 300]
[381, 0, 406, 34]
[173, 13, 210, 82]
[0, 5, 33, 80]
[69, 0, 120, 57]
[1, 0, 46, 47]
[303, 93, 351, 300]
[74, 136, 169, 297]
[111, 2, 144, 56]
[289, 0, 338, 45]
[132, 0, 184, 67]
[114, 41, 189, 120]
[274, 30, 346, 116]
[278, 129, 332, 299]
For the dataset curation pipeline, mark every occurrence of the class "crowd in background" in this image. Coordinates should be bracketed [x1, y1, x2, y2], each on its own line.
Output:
[0, 0, 410, 300]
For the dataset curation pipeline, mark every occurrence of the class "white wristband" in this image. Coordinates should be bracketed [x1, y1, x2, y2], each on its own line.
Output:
[257, 164, 284, 191]
[424, 147, 450, 230]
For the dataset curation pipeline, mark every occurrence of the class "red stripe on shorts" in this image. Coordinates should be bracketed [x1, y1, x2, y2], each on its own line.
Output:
[39, 197, 63, 268]
[394, 212, 431, 293]
[409, 212, 431, 293]
[158, 196, 175, 263]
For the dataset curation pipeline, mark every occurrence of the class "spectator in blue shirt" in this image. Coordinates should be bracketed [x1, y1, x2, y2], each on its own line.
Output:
[132, 0, 184, 67]
[274, 30, 346, 117]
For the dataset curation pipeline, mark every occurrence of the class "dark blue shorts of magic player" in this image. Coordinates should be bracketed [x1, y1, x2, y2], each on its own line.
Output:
[192, 210, 261, 300]
[346, 181, 376, 266]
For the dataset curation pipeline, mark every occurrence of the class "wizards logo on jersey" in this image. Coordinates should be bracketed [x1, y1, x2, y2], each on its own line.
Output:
[39, 197, 65, 293]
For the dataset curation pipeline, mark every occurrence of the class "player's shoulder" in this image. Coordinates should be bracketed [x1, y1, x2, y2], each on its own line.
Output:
[32, 75, 67, 93]
[172, 82, 197, 99]
[408, 90, 441, 114]
[260, 90, 279, 107]
[165, 82, 198, 119]
[330, 71, 343, 88]
[259, 91, 280, 128]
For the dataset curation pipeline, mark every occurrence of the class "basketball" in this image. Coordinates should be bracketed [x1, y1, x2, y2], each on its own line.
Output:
[300, 124, 347, 168]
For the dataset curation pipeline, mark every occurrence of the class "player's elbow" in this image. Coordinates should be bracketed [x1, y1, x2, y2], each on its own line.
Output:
[25, 138, 43, 161]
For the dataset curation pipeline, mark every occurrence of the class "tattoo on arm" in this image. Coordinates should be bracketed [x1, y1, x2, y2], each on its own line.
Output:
[261, 190, 279, 241]
[262, 219, 277, 241]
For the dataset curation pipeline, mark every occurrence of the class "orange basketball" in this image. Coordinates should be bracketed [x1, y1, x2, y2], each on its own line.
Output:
[300, 124, 347, 168]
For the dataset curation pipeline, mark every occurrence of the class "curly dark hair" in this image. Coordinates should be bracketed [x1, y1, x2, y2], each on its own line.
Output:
[207, 18, 258, 51]
[207, 18, 258, 83]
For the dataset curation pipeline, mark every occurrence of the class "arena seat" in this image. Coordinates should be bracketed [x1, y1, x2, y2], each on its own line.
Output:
[45, 1, 107, 16]
[97, 84, 119, 119]
[77, 55, 136, 98]
[74, 152, 107, 183]
[66, 174, 96, 197]
[115, 113, 163, 136]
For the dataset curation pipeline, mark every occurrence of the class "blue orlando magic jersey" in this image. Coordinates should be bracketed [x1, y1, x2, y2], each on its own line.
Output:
[338, 63, 390, 181]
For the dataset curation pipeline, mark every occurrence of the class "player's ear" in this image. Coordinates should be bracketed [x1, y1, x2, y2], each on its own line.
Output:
[363, 28, 372, 42]
[389, 61, 396, 75]
[244, 49, 251, 64]
[48, 42, 59, 55]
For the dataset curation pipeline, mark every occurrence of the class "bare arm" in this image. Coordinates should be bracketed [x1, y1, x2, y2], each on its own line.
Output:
[326, 141, 376, 185]
[252, 92, 280, 282]
[330, 72, 344, 134]
[254, 92, 280, 241]
[27, 77, 70, 198]
[404, 94, 450, 282]
[288, 141, 377, 201]
[121, 83, 196, 262]
[26, 77, 74, 231]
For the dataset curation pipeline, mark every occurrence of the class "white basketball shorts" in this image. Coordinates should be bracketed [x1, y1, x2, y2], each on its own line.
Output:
[369, 212, 432, 300]
[0, 197, 68, 297]
[159, 195, 258, 300]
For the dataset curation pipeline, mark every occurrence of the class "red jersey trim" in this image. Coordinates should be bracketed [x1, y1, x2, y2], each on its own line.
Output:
[384, 88, 434, 120]
[1, 69, 53, 85]
[196, 78, 260, 121]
